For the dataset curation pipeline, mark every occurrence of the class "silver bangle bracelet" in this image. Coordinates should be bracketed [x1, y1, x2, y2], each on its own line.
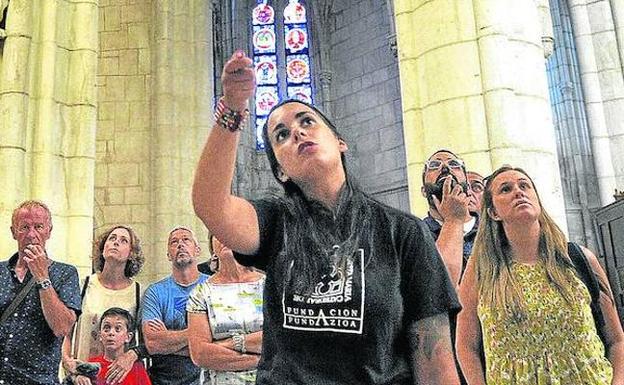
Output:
[232, 332, 246, 354]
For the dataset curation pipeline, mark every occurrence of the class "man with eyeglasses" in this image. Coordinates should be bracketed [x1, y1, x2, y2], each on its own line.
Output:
[142, 226, 209, 385]
[421, 150, 480, 385]
[0, 200, 81, 385]
[466, 171, 485, 213]
[421, 150, 479, 285]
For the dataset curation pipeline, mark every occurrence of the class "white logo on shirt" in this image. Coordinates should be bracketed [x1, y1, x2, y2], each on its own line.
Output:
[282, 249, 365, 334]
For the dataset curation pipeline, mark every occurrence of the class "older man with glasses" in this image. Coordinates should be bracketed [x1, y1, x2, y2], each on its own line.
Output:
[0, 200, 81, 385]
[466, 171, 485, 212]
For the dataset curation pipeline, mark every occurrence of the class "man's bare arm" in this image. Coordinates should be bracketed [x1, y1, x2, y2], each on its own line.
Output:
[143, 319, 189, 355]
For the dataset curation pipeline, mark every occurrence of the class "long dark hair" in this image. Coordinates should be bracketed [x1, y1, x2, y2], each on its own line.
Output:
[262, 100, 371, 293]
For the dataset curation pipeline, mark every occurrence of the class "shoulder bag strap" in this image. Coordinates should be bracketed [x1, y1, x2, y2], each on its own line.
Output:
[0, 276, 37, 325]
[80, 275, 91, 299]
[568, 242, 606, 342]
[72, 274, 92, 358]
[135, 281, 142, 341]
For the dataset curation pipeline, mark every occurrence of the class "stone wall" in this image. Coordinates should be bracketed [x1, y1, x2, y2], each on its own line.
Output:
[327, 0, 409, 211]
[95, 0, 214, 282]
[583, 0, 624, 191]
[95, 0, 153, 278]
[0, 0, 98, 272]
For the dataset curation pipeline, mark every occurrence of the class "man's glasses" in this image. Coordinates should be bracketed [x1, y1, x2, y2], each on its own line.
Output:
[425, 159, 464, 171]
[470, 181, 484, 193]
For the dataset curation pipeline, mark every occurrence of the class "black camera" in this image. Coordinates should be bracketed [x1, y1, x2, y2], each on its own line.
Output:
[425, 174, 469, 207]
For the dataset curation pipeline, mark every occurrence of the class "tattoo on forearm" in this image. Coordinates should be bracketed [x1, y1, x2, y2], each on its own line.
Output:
[414, 314, 452, 360]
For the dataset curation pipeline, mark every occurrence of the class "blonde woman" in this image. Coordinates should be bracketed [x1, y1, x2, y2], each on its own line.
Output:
[456, 166, 624, 384]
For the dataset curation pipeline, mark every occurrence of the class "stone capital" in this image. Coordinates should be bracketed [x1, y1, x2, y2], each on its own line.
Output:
[387, 33, 397, 57]
[319, 70, 332, 84]
[542, 36, 555, 59]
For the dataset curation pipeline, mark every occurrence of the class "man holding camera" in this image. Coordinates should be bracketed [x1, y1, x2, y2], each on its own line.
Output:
[421, 150, 480, 385]
[421, 149, 479, 286]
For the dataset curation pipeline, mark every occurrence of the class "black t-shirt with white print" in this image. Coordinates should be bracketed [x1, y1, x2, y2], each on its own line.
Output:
[235, 191, 460, 385]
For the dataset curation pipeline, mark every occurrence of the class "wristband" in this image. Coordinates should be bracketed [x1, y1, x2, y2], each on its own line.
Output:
[214, 98, 249, 132]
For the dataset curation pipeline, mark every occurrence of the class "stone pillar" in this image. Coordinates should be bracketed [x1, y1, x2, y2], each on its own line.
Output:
[0, 0, 97, 273]
[150, 0, 214, 279]
[394, 0, 567, 230]
[611, 0, 624, 76]
[319, 71, 333, 116]
[311, 0, 335, 117]
[95, 0, 154, 280]
[537, 0, 555, 58]
[568, 0, 619, 205]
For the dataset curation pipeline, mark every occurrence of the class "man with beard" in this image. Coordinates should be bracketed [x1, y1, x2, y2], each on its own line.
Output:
[421, 149, 479, 286]
[142, 227, 209, 385]
[421, 150, 479, 385]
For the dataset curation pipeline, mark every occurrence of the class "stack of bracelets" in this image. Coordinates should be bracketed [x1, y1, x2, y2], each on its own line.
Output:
[214, 98, 250, 132]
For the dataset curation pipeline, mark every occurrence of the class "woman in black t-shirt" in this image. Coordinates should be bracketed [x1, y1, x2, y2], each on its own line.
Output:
[192, 50, 461, 385]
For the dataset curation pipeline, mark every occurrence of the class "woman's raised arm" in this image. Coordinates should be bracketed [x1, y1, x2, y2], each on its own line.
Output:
[192, 51, 259, 255]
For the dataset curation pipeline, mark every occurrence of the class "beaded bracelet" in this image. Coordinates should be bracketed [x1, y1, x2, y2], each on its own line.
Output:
[214, 98, 249, 132]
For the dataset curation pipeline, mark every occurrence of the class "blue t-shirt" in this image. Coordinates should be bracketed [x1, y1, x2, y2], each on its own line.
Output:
[141, 274, 208, 385]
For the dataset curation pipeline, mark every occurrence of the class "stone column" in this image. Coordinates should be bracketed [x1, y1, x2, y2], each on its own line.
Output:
[568, 0, 618, 205]
[319, 71, 333, 116]
[150, 0, 214, 279]
[311, 0, 335, 117]
[537, 0, 555, 58]
[0, 0, 97, 272]
[611, 0, 624, 76]
[394, 0, 567, 229]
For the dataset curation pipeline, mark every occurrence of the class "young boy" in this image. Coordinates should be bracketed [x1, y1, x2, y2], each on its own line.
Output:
[74, 307, 151, 385]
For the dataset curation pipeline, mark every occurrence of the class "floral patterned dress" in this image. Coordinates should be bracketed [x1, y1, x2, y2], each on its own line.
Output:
[477, 262, 612, 384]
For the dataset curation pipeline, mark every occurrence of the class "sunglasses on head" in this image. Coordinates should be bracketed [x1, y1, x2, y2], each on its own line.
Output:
[425, 158, 464, 171]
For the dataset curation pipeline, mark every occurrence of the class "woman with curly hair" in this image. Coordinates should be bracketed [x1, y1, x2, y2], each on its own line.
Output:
[62, 225, 146, 385]
[456, 166, 624, 384]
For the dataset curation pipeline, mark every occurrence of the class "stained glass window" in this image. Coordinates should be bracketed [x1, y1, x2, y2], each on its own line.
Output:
[252, 0, 278, 150]
[283, 0, 313, 115]
[251, 0, 313, 151]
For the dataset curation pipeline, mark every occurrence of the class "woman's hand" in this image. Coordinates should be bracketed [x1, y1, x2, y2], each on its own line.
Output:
[221, 50, 255, 112]
[105, 349, 138, 384]
[62, 357, 80, 375]
[73, 374, 92, 385]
